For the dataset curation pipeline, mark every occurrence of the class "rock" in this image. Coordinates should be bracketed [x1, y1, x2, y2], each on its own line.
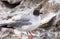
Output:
[0, 0, 60, 39]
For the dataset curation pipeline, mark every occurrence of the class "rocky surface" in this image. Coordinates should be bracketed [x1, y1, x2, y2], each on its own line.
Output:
[0, 0, 60, 39]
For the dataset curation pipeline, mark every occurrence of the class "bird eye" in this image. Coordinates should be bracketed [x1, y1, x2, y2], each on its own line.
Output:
[33, 9, 42, 16]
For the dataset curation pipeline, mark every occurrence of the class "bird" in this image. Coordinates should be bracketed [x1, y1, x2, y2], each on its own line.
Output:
[0, 8, 42, 39]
